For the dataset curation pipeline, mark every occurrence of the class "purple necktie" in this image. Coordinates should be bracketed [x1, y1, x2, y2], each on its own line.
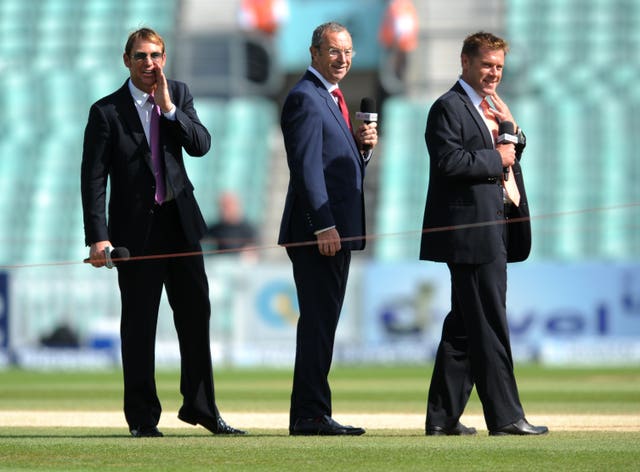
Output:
[148, 94, 165, 204]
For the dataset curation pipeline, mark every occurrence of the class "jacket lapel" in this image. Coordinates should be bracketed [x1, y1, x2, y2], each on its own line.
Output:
[325, 91, 360, 157]
[453, 82, 494, 149]
[306, 72, 361, 160]
[114, 81, 153, 171]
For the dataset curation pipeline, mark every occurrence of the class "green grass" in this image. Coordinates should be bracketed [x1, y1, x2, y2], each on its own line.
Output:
[2, 430, 639, 471]
[0, 365, 639, 471]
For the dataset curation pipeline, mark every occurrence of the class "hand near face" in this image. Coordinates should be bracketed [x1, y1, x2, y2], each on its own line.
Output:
[489, 93, 516, 128]
[124, 38, 174, 111]
[152, 63, 174, 113]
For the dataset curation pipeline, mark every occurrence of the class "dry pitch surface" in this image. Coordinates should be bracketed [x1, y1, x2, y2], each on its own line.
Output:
[1, 411, 638, 432]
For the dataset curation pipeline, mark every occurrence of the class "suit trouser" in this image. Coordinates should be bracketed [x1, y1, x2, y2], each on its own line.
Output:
[426, 226, 524, 431]
[286, 246, 351, 428]
[117, 201, 219, 429]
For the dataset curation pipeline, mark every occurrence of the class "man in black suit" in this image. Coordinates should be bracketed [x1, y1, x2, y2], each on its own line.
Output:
[81, 27, 244, 438]
[420, 31, 548, 436]
[279, 22, 378, 435]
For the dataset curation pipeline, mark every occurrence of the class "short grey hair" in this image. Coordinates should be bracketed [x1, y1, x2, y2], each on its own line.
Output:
[311, 22, 347, 49]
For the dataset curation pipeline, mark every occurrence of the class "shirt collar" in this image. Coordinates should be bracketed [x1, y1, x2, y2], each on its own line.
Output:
[458, 78, 484, 109]
[308, 66, 339, 93]
[127, 79, 153, 107]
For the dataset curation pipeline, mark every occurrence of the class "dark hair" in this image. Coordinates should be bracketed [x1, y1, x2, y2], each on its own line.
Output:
[311, 22, 348, 49]
[124, 27, 165, 56]
[461, 31, 509, 57]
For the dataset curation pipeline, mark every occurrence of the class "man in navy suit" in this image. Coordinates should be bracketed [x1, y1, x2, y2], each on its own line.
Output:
[420, 31, 548, 436]
[81, 28, 244, 438]
[279, 21, 378, 436]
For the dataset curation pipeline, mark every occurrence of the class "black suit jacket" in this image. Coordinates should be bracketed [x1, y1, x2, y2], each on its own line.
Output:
[81, 79, 211, 255]
[420, 81, 531, 264]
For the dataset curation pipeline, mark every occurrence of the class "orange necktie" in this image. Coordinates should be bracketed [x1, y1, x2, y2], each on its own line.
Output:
[331, 88, 352, 132]
[481, 99, 520, 207]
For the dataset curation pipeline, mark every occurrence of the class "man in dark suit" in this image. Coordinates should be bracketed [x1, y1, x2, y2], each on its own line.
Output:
[420, 31, 548, 436]
[81, 28, 244, 438]
[279, 21, 378, 436]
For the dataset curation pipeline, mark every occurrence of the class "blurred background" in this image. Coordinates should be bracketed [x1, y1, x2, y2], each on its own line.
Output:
[0, 0, 639, 369]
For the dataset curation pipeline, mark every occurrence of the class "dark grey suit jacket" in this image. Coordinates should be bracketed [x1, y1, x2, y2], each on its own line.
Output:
[420, 81, 531, 264]
[81, 79, 211, 255]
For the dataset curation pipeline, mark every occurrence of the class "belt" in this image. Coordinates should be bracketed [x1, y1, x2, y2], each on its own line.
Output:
[152, 198, 177, 212]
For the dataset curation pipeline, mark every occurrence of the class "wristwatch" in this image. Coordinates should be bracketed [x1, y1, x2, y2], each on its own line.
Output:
[515, 127, 526, 153]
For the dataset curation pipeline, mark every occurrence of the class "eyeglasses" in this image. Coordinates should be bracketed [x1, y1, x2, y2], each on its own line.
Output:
[325, 48, 356, 58]
[131, 52, 164, 62]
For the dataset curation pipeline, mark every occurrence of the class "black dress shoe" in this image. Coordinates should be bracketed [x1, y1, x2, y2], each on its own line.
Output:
[489, 418, 549, 436]
[130, 426, 163, 438]
[178, 413, 247, 435]
[290, 415, 365, 436]
[213, 417, 247, 435]
[426, 422, 477, 436]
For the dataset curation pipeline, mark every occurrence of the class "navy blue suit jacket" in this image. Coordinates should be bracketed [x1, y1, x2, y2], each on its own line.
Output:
[420, 81, 531, 264]
[278, 71, 367, 251]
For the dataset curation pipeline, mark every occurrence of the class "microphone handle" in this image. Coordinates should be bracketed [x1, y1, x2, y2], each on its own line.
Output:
[503, 167, 509, 181]
[83, 246, 128, 268]
[361, 120, 371, 152]
[82, 249, 115, 268]
[105, 246, 115, 269]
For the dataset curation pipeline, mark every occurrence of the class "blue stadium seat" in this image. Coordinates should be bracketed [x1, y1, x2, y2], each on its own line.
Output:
[505, 0, 640, 260]
[184, 98, 277, 227]
[375, 97, 429, 260]
[0, 0, 180, 266]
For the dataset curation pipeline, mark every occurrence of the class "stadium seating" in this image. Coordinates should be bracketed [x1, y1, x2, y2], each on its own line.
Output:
[505, 0, 640, 260]
[3, 0, 640, 267]
[374, 98, 430, 260]
[185, 97, 277, 227]
[372, 0, 640, 262]
[0, 0, 277, 266]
